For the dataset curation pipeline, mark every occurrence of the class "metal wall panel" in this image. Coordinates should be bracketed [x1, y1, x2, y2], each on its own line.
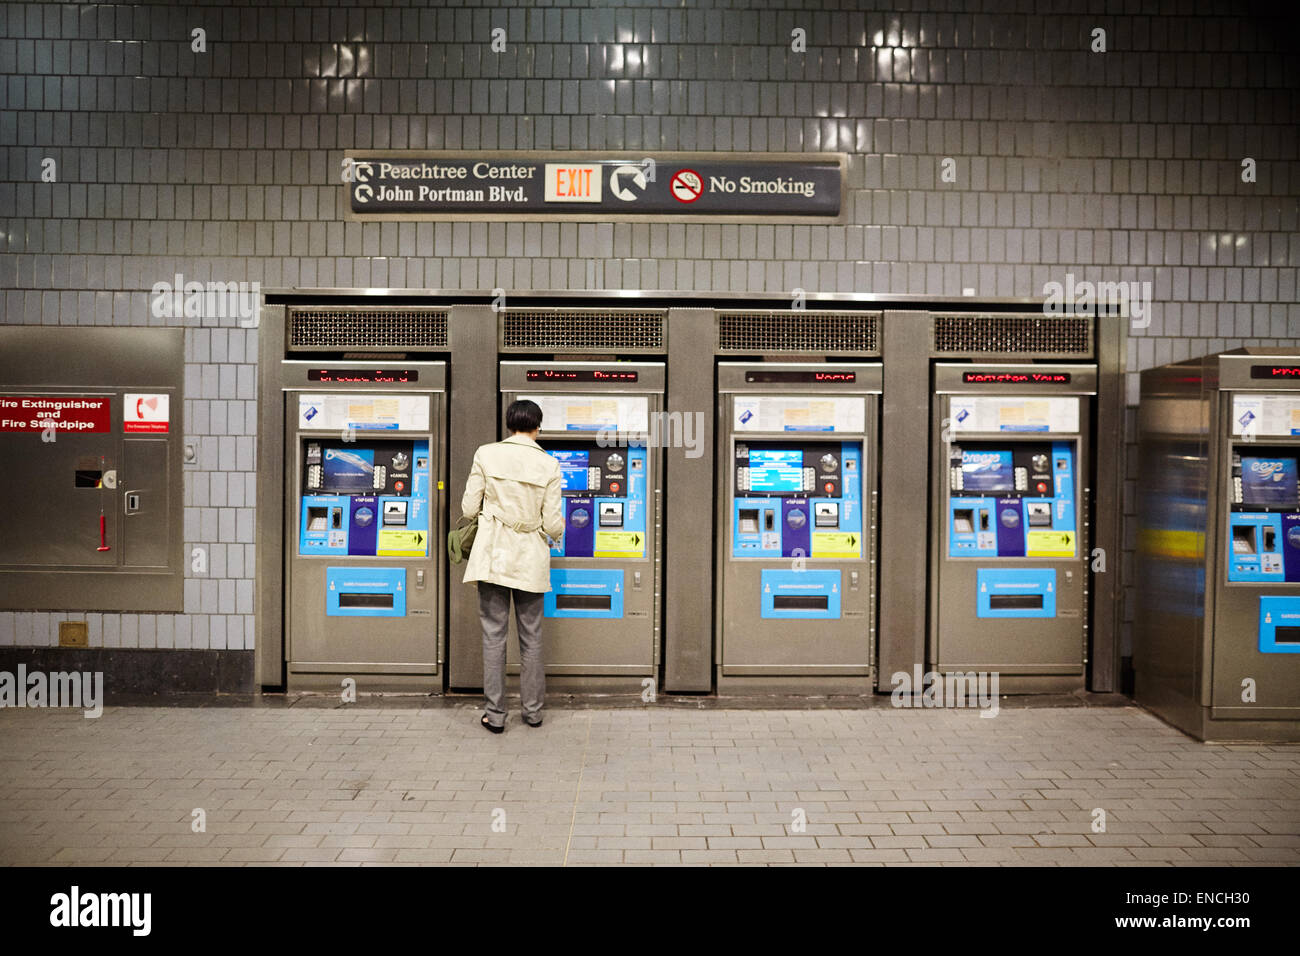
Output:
[0, 327, 185, 613]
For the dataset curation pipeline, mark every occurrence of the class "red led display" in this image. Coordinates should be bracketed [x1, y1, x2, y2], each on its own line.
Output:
[1250, 366, 1300, 379]
[743, 370, 857, 383]
[961, 371, 1072, 385]
[525, 369, 639, 382]
[307, 369, 419, 383]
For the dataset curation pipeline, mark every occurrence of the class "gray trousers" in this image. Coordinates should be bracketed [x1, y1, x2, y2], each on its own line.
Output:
[478, 581, 545, 727]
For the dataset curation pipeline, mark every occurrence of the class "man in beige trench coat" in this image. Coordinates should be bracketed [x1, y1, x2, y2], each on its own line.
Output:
[460, 399, 565, 732]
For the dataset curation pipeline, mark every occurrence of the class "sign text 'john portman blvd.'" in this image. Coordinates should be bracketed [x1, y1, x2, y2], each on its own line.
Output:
[343, 152, 844, 221]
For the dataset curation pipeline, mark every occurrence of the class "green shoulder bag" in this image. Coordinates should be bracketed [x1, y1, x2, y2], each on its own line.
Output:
[447, 512, 479, 564]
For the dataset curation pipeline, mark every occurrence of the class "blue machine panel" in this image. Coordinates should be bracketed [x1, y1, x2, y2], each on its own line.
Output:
[299, 439, 431, 558]
[547, 444, 647, 559]
[1259, 596, 1300, 653]
[300, 494, 350, 554]
[948, 441, 1076, 559]
[545, 568, 624, 618]
[1227, 513, 1286, 582]
[325, 566, 406, 617]
[780, 498, 812, 559]
[732, 442, 863, 560]
[348, 495, 379, 555]
[760, 569, 842, 619]
[976, 567, 1057, 618]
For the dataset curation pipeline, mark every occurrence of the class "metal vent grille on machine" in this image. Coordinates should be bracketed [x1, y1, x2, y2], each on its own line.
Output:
[932, 315, 1092, 357]
[288, 309, 450, 350]
[500, 310, 667, 352]
[717, 312, 880, 354]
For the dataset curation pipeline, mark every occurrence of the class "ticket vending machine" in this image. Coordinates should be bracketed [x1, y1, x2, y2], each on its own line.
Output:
[1136, 350, 1300, 741]
[282, 362, 445, 690]
[716, 363, 881, 692]
[498, 361, 663, 685]
[930, 364, 1095, 691]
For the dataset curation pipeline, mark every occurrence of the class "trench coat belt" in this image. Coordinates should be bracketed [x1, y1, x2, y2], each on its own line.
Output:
[482, 509, 543, 535]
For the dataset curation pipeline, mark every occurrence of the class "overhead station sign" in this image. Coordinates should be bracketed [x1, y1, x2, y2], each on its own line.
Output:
[344, 151, 845, 222]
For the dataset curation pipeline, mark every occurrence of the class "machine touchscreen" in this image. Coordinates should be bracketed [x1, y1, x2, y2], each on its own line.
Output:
[1240, 456, 1300, 508]
[747, 449, 805, 494]
[552, 450, 592, 493]
[960, 450, 1014, 492]
[320, 448, 378, 493]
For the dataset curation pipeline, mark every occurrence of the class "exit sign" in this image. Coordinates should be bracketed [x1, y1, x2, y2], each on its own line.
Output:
[544, 165, 602, 203]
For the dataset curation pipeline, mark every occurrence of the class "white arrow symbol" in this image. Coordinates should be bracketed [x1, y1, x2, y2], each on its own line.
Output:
[610, 164, 647, 201]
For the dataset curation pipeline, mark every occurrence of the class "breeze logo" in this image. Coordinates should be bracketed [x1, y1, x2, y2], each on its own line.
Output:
[0, 666, 103, 718]
[1250, 459, 1287, 480]
[890, 667, 1000, 717]
[150, 273, 260, 327]
[49, 886, 151, 936]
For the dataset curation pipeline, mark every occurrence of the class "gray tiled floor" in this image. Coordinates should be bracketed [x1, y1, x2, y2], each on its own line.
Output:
[1, 704, 1297, 866]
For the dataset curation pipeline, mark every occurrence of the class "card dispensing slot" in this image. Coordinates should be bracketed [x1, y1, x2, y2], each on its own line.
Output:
[1275, 626, 1300, 645]
[1232, 525, 1257, 554]
[338, 593, 394, 609]
[738, 509, 759, 534]
[555, 594, 612, 611]
[307, 507, 329, 531]
[773, 595, 830, 611]
[953, 509, 974, 534]
[989, 594, 1044, 610]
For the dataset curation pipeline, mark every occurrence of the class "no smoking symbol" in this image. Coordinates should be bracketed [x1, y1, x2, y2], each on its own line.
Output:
[671, 169, 703, 203]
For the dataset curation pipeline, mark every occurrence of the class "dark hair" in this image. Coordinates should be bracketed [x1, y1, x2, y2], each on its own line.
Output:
[506, 399, 543, 434]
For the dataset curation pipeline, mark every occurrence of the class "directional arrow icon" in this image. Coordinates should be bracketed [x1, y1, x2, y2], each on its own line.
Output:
[610, 164, 647, 200]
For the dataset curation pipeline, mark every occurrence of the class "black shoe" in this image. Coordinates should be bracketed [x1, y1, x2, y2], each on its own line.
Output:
[523, 716, 543, 728]
[481, 715, 504, 734]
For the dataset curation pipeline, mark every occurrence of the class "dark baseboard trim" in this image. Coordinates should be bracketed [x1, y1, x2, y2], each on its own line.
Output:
[0, 648, 255, 697]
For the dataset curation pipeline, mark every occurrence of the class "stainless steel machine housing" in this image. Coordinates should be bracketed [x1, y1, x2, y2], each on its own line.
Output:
[1136, 349, 1300, 741]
